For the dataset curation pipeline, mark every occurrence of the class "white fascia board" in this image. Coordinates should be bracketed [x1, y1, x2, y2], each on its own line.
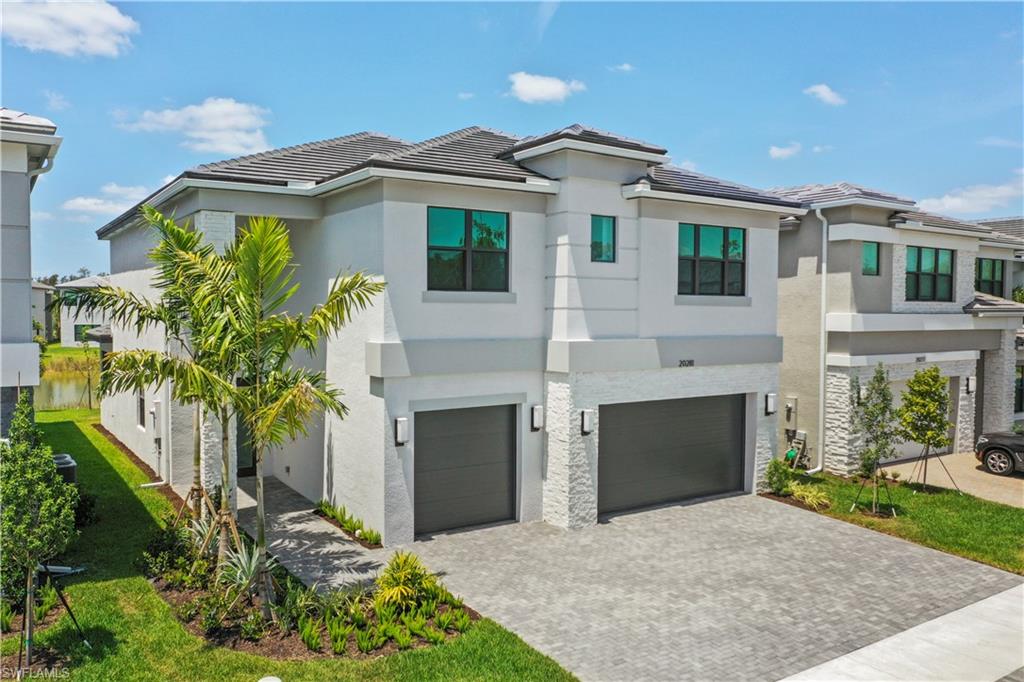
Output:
[894, 220, 990, 241]
[810, 197, 915, 211]
[827, 312, 1021, 332]
[511, 138, 668, 164]
[979, 239, 1024, 251]
[622, 184, 807, 216]
[0, 129, 62, 150]
[827, 349, 980, 367]
[333, 167, 560, 195]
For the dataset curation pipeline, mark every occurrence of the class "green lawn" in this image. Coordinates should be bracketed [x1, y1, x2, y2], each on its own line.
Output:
[42, 343, 98, 362]
[11, 408, 573, 682]
[790, 473, 1024, 574]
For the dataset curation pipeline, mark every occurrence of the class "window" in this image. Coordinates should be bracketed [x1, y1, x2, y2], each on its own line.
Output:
[976, 258, 1004, 296]
[590, 215, 616, 262]
[1016, 366, 1024, 414]
[427, 207, 509, 292]
[862, 242, 880, 276]
[137, 391, 145, 429]
[678, 224, 746, 296]
[905, 246, 954, 301]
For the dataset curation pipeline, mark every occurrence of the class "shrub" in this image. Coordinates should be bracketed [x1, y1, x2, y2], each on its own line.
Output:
[240, 611, 267, 642]
[327, 616, 354, 655]
[451, 609, 471, 633]
[444, 591, 464, 609]
[417, 598, 438, 621]
[422, 625, 446, 646]
[393, 626, 413, 650]
[348, 602, 368, 628]
[0, 601, 13, 632]
[765, 458, 792, 496]
[361, 528, 382, 546]
[196, 592, 229, 634]
[401, 611, 427, 638]
[34, 581, 59, 623]
[175, 598, 200, 623]
[375, 551, 436, 611]
[790, 482, 830, 510]
[140, 518, 193, 577]
[373, 599, 397, 626]
[354, 626, 376, 654]
[436, 608, 455, 631]
[298, 615, 322, 651]
[219, 541, 278, 596]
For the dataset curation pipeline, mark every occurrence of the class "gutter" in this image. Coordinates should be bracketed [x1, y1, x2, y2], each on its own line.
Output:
[811, 207, 828, 475]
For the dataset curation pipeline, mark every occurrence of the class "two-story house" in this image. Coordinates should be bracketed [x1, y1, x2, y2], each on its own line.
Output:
[93, 124, 802, 545]
[774, 183, 1024, 474]
[0, 108, 61, 432]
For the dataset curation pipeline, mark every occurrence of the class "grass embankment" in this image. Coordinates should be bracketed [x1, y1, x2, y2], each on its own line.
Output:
[790, 472, 1024, 574]
[4, 408, 572, 682]
[41, 344, 99, 373]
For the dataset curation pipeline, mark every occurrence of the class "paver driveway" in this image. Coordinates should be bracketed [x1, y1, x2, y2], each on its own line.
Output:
[405, 494, 1023, 682]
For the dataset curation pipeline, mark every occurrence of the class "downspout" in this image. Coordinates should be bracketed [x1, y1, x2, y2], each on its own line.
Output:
[809, 207, 828, 474]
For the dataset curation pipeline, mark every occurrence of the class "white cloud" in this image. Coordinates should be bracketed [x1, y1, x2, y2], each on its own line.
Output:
[62, 182, 149, 217]
[812, 144, 834, 153]
[919, 170, 1024, 215]
[508, 71, 585, 104]
[979, 136, 1022, 149]
[1, 0, 139, 57]
[536, 1, 559, 41]
[32, 210, 54, 221]
[161, 174, 178, 185]
[769, 142, 802, 160]
[679, 160, 698, 171]
[119, 97, 271, 155]
[457, 92, 475, 100]
[608, 63, 634, 73]
[803, 83, 846, 106]
[42, 89, 68, 111]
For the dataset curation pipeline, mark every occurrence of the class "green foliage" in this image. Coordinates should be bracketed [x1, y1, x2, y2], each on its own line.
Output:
[401, 612, 428, 638]
[298, 615, 323, 651]
[393, 626, 413, 650]
[348, 602, 368, 628]
[423, 626, 446, 646]
[0, 601, 14, 632]
[354, 626, 383, 654]
[765, 458, 792, 495]
[373, 599, 398, 626]
[1014, 286, 1024, 304]
[218, 540, 279, 595]
[897, 367, 953, 454]
[361, 528, 382, 546]
[175, 598, 200, 623]
[139, 519, 194, 577]
[375, 551, 437, 611]
[852, 365, 900, 476]
[0, 398, 78, 593]
[198, 593, 228, 635]
[436, 608, 455, 631]
[240, 611, 267, 642]
[74, 486, 99, 528]
[316, 499, 383, 546]
[789, 482, 830, 510]
[327, 616, 354, 655]
[452, 609, 472, 633]
[417, 598, 438, 621]
[34, 581, 59, 622]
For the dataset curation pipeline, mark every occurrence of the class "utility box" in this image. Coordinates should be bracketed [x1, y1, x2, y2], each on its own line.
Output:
[52, 453, 77, 484]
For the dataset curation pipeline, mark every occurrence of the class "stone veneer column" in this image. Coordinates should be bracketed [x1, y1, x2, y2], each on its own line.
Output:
[982, 329, 1016, 434]
[954, 377, 977, 453]
[823, 368, 860, 475]
[542, 374, 598, 529]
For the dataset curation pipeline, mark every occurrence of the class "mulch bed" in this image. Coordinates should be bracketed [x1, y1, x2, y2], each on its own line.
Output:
[152, 577, 480, 661]
[312, 510, 383, 550]
[92, 423, 185, 508]
[759, 492, 817, 512]
[0, 646, 70, 679]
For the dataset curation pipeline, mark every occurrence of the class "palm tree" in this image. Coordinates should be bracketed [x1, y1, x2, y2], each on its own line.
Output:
[197, 216, 384, 616]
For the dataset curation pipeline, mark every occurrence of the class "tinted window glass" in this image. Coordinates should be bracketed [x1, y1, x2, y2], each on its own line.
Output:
[471, 211, 507, 250]
[591, 215, 616, 262]
[699, 226, 724, 259]
[678, 224, 695, 257]
[471, 252, 507, 291]
[936, 249, 952, 275]
[428, 207, 465, 247]
[862, 242, 879, 276]
[427, 249, 465, 290]
[727, 228, 744, 260]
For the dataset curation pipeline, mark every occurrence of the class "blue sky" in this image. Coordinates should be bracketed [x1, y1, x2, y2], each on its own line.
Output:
[3, 1, 1022, 277]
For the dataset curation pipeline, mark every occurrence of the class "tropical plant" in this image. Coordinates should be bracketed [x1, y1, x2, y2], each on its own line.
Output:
[375, 551, 436, 611]
[298, 615, 323, 651]
[354, 626, 378, 654]
[789, 482, 830, 510]
[897, 366, 953, 488]
[0, 601, 13, 633]
[327, 616, 354, 655]
[436, 608, 455, 631]
[401, 611, 427, 638]
[218, 541, 278, 597]
[240, 610, 267, 642]
[361, 528, 382, 546]
[392, 626, 413, 650]
[175, 598, 200, 623]
[764, 458, 792, 496]
[33, 582, 59, 623]
[451, 608, 472, 633]
[422, 626, 446, 646]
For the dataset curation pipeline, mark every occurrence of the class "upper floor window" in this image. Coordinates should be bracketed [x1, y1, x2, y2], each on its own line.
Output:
[862, 242, 880, 276]
[427, 207, 509, 292]
[905, 246, 953, 302]
[975, 258, 1004, 296]
[591, 215, 616, 263]
[678, 224, 746, 296]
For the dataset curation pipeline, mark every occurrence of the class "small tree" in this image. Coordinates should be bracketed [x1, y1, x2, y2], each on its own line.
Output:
[0, 392, 78, 667]
[851, 364, 899, 513]
[897, 366, 953, 489]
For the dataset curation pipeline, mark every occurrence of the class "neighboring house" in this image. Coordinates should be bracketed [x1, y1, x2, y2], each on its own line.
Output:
[55, 276, 110, 347]
[774, 183, 1024, 474]
[977, 216, 1024, 425]
[31, 281, 55, 341]
[94, 123, 802, 545]
[0, 108, 61, 432]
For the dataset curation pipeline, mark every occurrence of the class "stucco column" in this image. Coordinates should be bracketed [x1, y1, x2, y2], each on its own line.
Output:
[542, 374, 598, 529]
[982, 329, 1016, 434]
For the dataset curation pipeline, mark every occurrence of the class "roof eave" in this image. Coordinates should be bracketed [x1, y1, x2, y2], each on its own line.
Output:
[622, 184, 807, 215]
[511, 138, 669, 165]
[807, 197, 915, 211]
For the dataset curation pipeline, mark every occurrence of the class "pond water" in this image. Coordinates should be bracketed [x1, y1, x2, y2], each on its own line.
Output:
[35, 371, 101, 410]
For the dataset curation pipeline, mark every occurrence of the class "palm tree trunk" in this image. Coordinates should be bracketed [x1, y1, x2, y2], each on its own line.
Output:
[191, 401, 201, 521]
[217, 406, 231, 567]
[254, 445, 274, 619]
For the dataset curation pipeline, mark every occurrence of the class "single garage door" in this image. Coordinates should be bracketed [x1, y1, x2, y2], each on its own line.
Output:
[598, 394, 745, 514]
[414, 405, 516, 535]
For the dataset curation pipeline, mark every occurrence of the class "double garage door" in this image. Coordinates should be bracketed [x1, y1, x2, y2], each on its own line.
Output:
[413, 395, 746, 534]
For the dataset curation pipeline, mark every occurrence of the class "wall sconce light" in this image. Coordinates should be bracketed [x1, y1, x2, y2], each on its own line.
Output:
[580, 409, 595, 436]
[394, 417, 409, 446]
[530, 405, 544, 431]
[965, 376, 976, 395]
[764, 393, 778, 416]
[858, 384, 868, 404]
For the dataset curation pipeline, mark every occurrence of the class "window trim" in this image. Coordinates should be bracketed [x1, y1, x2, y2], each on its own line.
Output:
[975, 257, 1005, 296]
[861, 241, 880, 276]
[426, 206, 510, 293]
[905, 245, 954, 302]
[677, 223, 746, 297]
[590, 214, 616, 263]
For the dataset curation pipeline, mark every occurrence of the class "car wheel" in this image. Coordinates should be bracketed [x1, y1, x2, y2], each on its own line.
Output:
[983, 449, 1015, 476]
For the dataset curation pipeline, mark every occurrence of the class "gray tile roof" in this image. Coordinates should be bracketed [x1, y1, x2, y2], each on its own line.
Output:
[770, 182, 916, 207]
[55, 275, 109, 289]
[186, 131, 409, 186]
[891, 210, 991, 234]
[645, 165, 803, 208]
[506, 123, 668, 156]
[0, 107, 57, 135]
[353, 126, 544, 183]
[977, 217, 1024, 239]
[963, 292, 1024, 315]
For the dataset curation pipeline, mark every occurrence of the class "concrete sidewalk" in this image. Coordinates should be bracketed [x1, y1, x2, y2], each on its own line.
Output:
[886, 451, 1024, 508]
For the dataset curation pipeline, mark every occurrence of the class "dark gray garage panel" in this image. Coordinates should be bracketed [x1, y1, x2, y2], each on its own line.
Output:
[598, 394, 745, 514]
[414, 405, 516, 535]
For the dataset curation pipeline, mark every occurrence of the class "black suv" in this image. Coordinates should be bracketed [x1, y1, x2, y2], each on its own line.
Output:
[974, 432, 1024, 476]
